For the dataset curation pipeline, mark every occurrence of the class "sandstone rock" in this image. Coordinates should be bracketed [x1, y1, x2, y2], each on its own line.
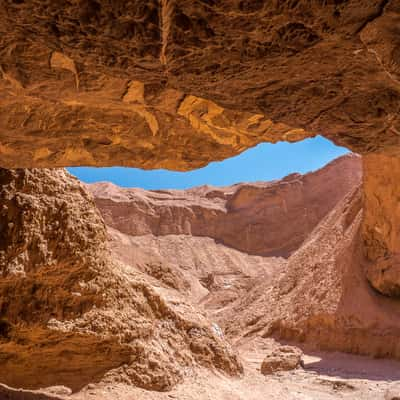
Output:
[107, 227, 285, 306]
[0, 168, 242, 392]
[1, 1, 400, 304]
[90, 154, 400, 362]
[366, 253, 400, 297]
[221, 184, 400, 360]
[260, 345, 303, 375]
[1, 1, 400, 170]
[90, 154, 361, 257]
[2, 0, 400, 397]
[362, 153, 400, 296]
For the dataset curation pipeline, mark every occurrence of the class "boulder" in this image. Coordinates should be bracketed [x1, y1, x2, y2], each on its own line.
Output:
[260, 345, 304, 375]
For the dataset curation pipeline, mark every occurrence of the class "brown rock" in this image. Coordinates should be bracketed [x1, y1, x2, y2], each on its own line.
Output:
[1, 1, 400, 170]
[362, 153, 400, 296]
[221, 184, 400, 359]
[0, 168, 242, 393]
[92, 155, 400, 361]
[260, 345, 303, 375]
[1, 1, 400, 312]
[1, 1, 400, 305]
[90, 154, 361, 257]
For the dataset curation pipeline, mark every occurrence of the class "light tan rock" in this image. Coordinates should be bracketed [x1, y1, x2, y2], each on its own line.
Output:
[385, 385, 400, 400]
[260, 345, 303, 375]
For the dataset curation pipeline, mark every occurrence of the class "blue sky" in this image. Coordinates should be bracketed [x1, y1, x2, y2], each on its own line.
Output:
[68, 136, 349, 190]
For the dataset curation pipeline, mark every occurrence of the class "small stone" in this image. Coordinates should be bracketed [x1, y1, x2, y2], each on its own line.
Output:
[261, 345, 303, 375]
[44, 385, 72, 396]
[385, 384, 400, 400]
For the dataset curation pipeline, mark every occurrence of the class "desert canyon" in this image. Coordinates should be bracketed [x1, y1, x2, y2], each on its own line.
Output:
[2, 1, 400, 399]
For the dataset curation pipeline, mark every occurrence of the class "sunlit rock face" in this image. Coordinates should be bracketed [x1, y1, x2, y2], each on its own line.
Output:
[222, 185, 400, 361]
[0, 168, 242, 392]
[89, 154, 362, 257]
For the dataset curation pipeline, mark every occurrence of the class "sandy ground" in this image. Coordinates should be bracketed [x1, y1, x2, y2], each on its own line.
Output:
[71, 337, 400, 400]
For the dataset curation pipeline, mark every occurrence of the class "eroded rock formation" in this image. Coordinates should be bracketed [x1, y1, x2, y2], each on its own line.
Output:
[362, 153, 400, 296]
[2, 0, 400, 396]
[222, 185, 400, 359]
[90, 155, 400, 362]
[0, 168, 242, 393]
[1, 0, 400, 167]
[90, 154, 361, 257]
[1, 0, 400, 298]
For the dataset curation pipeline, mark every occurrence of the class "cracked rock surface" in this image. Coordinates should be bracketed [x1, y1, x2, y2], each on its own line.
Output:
[1, 0, 400, 170]
[0, 168, 242, 393]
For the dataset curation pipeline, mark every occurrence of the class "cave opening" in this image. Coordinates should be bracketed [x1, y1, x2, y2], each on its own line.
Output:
[64, 135, 364, 352]
[68, 135, 349, 190]
[3, 0, 400, 395]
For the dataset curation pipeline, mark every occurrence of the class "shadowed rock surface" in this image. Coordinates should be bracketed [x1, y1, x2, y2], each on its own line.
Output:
[0, 383, 67, 400]
[1, 0, 400, 169]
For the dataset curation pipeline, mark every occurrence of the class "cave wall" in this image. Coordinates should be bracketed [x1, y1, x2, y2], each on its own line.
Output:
[0, 168, 242, 392]
[362, 153, 400, 296]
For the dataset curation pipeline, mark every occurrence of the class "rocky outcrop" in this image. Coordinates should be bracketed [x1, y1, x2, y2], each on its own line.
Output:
[106, 227, 285, 304]
[0, 168, 242, 393]
[362, 153, 400, 296]
[91, 154, 400, 361]
[1, 1, 400, 170]
[221, 184, 400, 359]
[2, 1, 400, 299]
[91, 155, 400, 360]
[90, 154, 361, 257]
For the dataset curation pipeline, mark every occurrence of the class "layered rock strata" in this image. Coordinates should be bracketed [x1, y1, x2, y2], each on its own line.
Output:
[90, 154, 361, 257]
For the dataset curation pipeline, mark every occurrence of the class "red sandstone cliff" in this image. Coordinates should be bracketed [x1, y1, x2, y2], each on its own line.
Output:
[89, 153, 361, 257]
[91, 154, 400, 362]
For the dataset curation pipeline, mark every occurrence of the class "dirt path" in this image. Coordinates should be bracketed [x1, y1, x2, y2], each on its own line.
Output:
[70, 338, 400, 400]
